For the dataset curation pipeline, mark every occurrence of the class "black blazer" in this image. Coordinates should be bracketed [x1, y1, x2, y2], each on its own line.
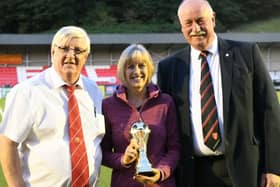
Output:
[157, 38, 280, 187]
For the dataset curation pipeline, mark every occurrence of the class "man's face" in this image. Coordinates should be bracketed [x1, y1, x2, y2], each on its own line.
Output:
[51, 38, 88, 84]
[178, 2, 216, 51]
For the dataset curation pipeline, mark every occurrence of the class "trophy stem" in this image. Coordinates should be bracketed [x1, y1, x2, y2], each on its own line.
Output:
[136, 151, 152, 175]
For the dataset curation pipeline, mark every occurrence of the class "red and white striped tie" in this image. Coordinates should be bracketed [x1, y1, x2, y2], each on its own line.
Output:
[200, 51, 221, 151]
[65, 85, 90, 187]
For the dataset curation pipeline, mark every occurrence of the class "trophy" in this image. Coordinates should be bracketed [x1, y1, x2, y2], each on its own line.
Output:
[130, 121, 153, 176]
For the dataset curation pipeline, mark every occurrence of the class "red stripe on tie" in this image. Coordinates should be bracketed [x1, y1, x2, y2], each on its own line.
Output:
[65, 85, 90, 187]
[201, 94, 215, 113]
[203, 119, 219, 142]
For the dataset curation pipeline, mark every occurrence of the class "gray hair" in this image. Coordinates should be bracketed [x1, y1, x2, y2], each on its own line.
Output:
[51, 26, 91, 54]
[178, 0, 214, 17]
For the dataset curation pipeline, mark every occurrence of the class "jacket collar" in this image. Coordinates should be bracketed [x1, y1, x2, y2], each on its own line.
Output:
[114, 83, 160, 103]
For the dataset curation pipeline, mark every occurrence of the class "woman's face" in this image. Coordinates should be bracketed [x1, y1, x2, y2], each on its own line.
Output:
[125, 60, 149, 92]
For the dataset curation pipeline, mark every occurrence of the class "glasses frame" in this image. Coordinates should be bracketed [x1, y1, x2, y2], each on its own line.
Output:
[55, 44, 87, 55]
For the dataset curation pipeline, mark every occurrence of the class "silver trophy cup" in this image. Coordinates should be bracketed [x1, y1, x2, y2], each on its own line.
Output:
[130, 121, 153, 176]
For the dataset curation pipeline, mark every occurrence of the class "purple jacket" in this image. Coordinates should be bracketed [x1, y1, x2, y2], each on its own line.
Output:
[101, 84, 180, 187]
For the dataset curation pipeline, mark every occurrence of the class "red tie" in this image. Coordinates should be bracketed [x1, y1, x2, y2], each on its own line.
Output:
[65, 85, 90, 187]
[200, 51, 221, 151]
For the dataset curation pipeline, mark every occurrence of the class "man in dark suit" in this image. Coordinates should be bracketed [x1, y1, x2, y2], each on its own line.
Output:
[157, 0, 280, 186]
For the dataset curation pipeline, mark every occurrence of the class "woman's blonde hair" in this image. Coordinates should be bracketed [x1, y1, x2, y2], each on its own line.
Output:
[117, 44, 155, 87]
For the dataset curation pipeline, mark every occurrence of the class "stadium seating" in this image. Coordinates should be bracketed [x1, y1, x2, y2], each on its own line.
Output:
[0, 65, 119, 87]
[0, 67, 18, 87]
[94, 65, 119, 85]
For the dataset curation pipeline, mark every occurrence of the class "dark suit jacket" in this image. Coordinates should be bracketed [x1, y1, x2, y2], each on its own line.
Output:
[157, 38, 280, 187]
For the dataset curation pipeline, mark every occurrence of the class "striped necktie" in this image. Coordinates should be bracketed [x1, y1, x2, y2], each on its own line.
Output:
[200, 51, 221, 151]
[65, 85, 90, 187]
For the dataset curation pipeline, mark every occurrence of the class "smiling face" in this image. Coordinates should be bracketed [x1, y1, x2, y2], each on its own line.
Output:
[51, 38, 88, 84]
[117, 44, 154, 94]
[178, 0, 216, 51]
[125, 59, 149, 92]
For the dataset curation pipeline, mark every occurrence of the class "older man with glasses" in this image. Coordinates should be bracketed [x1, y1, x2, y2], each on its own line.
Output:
[0, 26, 105, 187]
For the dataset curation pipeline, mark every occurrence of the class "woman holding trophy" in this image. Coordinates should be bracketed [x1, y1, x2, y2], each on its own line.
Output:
[101, 44, 180, 187]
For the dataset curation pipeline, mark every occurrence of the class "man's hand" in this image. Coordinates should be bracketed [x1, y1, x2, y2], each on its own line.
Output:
[121, 139, 139, 166]
[261, 173, 280, 187]
[133, 168, 162, 184]
[0, 135, 25, 187]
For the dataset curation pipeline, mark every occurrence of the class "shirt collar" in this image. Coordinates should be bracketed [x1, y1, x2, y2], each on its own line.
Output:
[191, 34, 218, 59]
[207, 34, 218, 55]
[49, 66, 84, 89]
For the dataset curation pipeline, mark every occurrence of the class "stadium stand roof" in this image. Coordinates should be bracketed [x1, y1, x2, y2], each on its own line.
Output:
[0, 33, 280, 47]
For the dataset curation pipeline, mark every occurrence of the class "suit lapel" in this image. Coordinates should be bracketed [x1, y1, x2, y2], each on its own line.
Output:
[218, 38, 234, 130]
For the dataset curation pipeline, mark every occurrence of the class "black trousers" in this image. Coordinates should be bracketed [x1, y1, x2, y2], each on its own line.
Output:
[194, 155, 233, 187]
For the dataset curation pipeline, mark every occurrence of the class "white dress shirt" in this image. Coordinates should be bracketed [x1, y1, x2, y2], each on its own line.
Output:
[189, 35, 225, 156]
[0, 66, 105, 187]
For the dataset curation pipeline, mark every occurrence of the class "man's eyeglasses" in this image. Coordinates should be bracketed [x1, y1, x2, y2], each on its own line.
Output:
[55, 44, 87, 55]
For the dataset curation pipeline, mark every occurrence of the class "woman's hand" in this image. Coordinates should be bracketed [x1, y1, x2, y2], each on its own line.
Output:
[261, 173, 280, 187]
[133, 168, 162, 184]
[121, 139, 139, 166]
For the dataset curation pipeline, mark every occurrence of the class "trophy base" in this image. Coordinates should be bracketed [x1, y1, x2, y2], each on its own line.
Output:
[138, 171, 154, 177]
